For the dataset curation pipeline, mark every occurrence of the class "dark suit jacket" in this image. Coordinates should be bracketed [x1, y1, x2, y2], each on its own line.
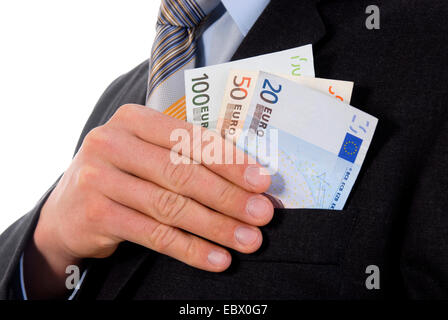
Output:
[1, 0, 447, 299]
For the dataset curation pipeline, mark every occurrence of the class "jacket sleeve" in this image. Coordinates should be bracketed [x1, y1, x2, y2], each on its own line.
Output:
[0, 182, 57, 299]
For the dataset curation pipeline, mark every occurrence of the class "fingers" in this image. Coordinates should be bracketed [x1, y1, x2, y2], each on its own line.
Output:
[100, 131, 273, 225]
[97, 164, 263, 254]
[107, 104, 271, 193]
[103, 198, 232, 272]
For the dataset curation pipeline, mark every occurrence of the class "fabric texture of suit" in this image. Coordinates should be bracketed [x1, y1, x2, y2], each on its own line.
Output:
[1, 0, 447, 299]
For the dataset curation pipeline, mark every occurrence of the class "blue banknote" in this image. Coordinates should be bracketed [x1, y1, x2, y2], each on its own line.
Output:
[236, 72, 378, 209]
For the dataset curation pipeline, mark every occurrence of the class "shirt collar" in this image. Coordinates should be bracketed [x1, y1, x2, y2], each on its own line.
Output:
[221, 0, 270, 36]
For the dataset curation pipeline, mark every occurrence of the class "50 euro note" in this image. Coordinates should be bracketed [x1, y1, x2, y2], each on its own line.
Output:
[184, 44, 315, 130]
[235, 72, 378, 209]
[217, 69, 354, 143]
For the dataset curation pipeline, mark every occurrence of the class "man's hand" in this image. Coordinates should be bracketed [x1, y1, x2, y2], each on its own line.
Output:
[25, 104, 273, 298]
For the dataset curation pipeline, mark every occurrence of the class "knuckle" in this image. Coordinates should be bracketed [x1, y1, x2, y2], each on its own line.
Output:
[163, 160, 197, 190]
[183, 236, 199, 265]
[83, 193, 110, 224]
[84, 198, 104, 223]
[91, 250, 115, 259]
[113, 104, 139, 122]
[83, 126, 110, 153]
[149, 223, 178, 253]
[154, 189, 188, 225]
[92, 237, 118, 257]
[76, 164, 101, 190]
[217, 183, 237, 208]
[82, 125, 121, 160]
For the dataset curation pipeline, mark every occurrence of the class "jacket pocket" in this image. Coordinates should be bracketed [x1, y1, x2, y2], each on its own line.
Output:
[234, 207, 359, 265]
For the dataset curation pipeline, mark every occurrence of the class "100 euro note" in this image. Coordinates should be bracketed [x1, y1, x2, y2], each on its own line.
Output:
[236, 72, 378, 209]
[184, 44, 315, 130]
[217, 69, 354, 144]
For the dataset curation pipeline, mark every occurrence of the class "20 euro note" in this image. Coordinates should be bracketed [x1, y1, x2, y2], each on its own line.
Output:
[236, 72, 378, 209]
[184, 44, 315, 130]
[217, 69, 354, 144]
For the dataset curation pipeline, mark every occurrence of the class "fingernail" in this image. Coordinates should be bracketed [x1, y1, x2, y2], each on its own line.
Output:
[244, 166, 270, 189]
[235, 227, 259, 246]
[246, 196, 273, 219]
[208, 250, 228, 267]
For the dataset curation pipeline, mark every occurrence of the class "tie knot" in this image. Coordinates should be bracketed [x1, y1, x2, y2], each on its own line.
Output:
[158, 0, 210, 28]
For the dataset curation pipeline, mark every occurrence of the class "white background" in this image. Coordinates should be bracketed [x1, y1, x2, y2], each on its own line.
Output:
[0, 0, 159, 233]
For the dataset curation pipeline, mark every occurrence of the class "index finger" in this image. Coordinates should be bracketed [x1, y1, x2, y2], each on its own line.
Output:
[109, 104, 271, 193]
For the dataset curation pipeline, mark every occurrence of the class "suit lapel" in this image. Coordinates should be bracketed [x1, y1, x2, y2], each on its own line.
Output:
[231, 0, 326, 61]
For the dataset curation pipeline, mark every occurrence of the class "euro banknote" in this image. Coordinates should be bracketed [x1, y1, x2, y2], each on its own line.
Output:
[236, 72, 378, 209]
[184, 44, 315, 130]
[217, 70, 354, 143]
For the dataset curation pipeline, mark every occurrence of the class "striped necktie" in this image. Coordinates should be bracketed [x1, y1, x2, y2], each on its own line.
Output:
[146, 0, 220, 120]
